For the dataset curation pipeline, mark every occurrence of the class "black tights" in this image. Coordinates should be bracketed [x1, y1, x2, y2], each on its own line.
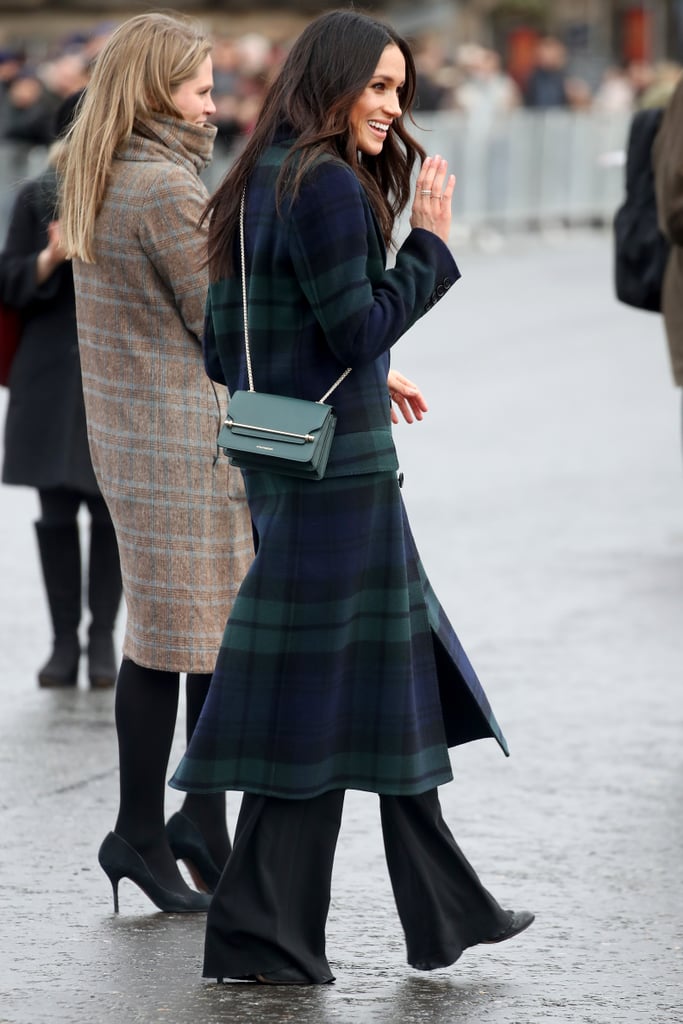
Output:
[38, 487, 112, 527]
[114, 658, 229, 892]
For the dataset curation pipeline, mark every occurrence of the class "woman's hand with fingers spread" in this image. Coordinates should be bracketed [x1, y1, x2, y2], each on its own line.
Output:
[388, 369, 428, 425]
[410, 155, 456, 245]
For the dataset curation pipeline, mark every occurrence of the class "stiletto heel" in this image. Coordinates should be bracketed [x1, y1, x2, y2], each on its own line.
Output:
[97, 831, 211, 913]
[166, 811, 224, 893]
[111, 878, 120, 914]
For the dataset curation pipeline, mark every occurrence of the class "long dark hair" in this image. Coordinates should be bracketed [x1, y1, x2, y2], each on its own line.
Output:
[205, 9, 426, 280]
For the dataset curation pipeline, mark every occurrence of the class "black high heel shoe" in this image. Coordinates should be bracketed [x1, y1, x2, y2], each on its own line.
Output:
[165, 811, 224, 894]
[481, 909, 535, 944]
[98, 831, 212, 913]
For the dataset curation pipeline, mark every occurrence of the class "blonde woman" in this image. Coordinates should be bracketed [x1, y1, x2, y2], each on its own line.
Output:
[60, 12, 253, 913]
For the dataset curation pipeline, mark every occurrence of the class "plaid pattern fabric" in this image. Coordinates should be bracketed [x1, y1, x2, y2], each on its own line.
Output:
[171, 471, 508, 799]
[204, 137, 461, 477]
[73, 116, 253, 672]
[170, 138, 506, 796]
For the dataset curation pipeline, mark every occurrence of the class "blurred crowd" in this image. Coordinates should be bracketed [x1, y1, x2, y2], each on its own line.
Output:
[1, 21, 681, 154]
[0, 21, 290, 154]
[413, 32, 682, 119]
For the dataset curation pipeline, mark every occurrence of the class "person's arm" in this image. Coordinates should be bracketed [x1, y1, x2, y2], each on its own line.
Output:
[202, 304, 226, 384]
[35, 221, 68, 285]
[137, 167, 210, 341]
[655, 166, 683, 245]
[0, 180, 63, 307]
[288, 160, 460, 368]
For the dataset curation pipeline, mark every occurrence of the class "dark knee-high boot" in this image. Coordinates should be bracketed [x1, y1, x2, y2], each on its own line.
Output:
[166, 672, 231, 893]
[97, 659, 210, 913]
[86, 520, 122, 688]
[35, 521, 82, 687]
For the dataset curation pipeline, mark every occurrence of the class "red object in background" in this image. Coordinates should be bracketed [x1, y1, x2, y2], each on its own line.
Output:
[622, 7, 653, 63]
[506, 26, 540, 89]
[0, 303, 22, 387]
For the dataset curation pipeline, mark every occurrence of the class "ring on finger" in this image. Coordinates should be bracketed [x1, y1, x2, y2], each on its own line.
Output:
[420, 189, 432, 195]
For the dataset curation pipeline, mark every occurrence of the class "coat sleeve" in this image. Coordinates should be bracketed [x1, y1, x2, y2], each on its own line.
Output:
[653, 103, 683, 245]
[137, 167, 209, 343]
[202, 301, 225, 383]
[0, 180, 60, 309]
[287, 162, 460, 368]
[654, 164, 683, 245]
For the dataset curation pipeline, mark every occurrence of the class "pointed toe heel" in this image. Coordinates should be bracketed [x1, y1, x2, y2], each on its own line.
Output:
[482, 909, 535, 944]
[166, 811, 223, 893]
[97, 831, 211, 914]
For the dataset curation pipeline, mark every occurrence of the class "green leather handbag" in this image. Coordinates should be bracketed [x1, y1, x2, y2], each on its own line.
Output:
[218, 390, 338, 480]
[217, 189, 350, 480]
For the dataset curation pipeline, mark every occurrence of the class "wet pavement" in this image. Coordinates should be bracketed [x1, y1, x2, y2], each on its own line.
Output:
[1, 228, 682, 1023]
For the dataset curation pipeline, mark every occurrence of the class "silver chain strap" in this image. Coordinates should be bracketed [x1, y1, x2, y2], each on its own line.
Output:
[239, 188, 351, 403]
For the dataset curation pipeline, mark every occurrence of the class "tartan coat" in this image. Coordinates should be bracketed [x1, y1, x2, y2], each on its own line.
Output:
[170, 133, 508, 798]
[72, 115, 253, 673]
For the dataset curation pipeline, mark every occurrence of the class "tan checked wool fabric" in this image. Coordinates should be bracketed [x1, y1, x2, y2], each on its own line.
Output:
[73, 115, 253, 672]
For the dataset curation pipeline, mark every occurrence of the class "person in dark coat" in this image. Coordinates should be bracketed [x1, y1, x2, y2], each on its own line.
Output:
[523, 35, 571, 108]
[170, 10, 534, 986]
[0, 91, 122, 688]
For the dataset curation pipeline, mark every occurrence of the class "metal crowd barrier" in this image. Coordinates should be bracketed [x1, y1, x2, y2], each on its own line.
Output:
[0, 109, 631, 242]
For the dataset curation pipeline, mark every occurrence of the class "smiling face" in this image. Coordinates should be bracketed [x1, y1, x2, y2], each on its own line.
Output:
[349, 43, 405, 156]
[172, 54, 216, 125]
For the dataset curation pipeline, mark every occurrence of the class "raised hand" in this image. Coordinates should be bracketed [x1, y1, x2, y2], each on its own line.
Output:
[410, 155, 456, 245]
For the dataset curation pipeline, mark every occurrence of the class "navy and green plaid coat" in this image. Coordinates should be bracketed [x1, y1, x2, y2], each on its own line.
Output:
[170, 136, 508, 799]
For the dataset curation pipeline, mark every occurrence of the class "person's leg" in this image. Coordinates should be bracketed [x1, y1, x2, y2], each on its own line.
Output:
[380, 788, 517, 970]
[204, 790, 345, 984]
[111, 658, 193, 893]
[84, 495, 122, 688]
[165, 673, 232, 892]
[35, 489, 83, 686]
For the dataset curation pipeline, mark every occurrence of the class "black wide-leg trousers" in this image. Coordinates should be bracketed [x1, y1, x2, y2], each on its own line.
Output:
[202, 788, 512, 983]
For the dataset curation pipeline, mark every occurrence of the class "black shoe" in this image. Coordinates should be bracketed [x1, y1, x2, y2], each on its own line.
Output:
[166, 811, 223, 894]
[481, 910, 535, 944]
[98, 831, 212, 914]
[253, 968, 318, 986]
[87, 628, 117, 689]
[216, 967, 334, 986]
[38, 635, 81, 687]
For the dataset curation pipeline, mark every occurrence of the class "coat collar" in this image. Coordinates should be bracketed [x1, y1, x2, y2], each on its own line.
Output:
[120, 113, 217, 174]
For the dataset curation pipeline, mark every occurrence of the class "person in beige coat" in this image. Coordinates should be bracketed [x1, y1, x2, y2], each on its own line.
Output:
[60, 13, 253, 913]
[654, 75, 683, 400]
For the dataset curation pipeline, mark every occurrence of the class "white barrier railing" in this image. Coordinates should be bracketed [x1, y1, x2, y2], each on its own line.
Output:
[1, 109, 632, 242]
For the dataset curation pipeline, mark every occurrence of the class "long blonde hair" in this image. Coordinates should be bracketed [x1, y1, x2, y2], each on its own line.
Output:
[60, 12, 211, 263]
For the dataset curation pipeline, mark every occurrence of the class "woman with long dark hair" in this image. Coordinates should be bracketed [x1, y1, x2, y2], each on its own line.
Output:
[172, 9, 534, 984]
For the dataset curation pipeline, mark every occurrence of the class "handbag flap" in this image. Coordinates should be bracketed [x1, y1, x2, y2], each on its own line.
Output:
[225, 391, 333, 445]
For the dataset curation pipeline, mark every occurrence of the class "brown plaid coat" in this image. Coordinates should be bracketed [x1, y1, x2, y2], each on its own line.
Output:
[72, 115, 253, 672]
